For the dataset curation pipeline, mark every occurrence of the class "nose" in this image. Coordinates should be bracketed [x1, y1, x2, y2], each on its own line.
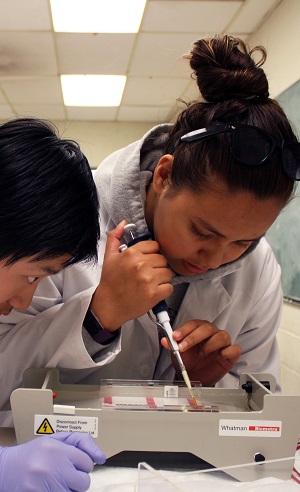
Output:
[8, 285, 36, 310]
[198, 244, 227, 270]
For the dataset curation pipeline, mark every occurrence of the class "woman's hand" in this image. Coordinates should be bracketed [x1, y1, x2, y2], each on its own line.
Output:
[161, 319, 242, 386]
[91, 221, 173, 331]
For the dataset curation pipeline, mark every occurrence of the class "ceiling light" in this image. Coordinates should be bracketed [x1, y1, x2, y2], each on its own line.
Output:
[50, 0, 147, 33]
[61, 75, 126, 107]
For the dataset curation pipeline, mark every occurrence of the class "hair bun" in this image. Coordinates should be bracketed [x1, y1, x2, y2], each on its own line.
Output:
[186, 35, 269, 102]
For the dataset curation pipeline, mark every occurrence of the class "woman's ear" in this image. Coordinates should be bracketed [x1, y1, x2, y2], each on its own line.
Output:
[153, 154, 174, 192]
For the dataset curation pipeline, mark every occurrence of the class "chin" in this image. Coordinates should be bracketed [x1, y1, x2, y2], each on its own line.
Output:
[168, 263, 190, 276]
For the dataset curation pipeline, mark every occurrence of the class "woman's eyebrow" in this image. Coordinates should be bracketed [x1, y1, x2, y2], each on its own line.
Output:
[195, 218, 226, 237]
[194, 218, 263, 242]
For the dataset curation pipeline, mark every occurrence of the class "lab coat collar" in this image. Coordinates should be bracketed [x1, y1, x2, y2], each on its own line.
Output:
[174, 279, 231, 328]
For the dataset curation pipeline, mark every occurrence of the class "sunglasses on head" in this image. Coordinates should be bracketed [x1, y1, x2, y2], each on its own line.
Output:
[180, 122, 300, 180]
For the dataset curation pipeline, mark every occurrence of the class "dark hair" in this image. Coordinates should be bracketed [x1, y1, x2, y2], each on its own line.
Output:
[0, 117, 100, 265]
[164, 35, 298, 204]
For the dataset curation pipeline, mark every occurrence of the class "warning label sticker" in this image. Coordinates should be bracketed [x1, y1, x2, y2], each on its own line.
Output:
[219, 419, 282, 437]
[34, 415, 98, 437]
[36, 418, 55, 435]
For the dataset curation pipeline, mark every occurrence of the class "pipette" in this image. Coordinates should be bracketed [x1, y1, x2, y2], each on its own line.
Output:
[122, 223, 198, 406]
[148, 301, 198, 406]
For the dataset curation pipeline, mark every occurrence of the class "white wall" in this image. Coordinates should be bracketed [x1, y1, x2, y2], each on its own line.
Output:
[248, 0, 300, 98]
[248, 0, 300, 395]
[278, 302, 300, 395]
[54, 120, 154, 168]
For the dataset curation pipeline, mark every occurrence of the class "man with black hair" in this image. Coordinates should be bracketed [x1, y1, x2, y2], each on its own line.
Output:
[0, 118, 105, 492]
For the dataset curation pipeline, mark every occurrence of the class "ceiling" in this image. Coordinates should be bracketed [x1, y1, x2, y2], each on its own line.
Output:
[0, 0, 282, 123]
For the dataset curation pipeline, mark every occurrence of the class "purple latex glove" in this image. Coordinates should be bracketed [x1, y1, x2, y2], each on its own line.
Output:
[0, 432, 106, 492]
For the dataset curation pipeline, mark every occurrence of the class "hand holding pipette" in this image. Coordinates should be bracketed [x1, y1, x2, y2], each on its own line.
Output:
[91, 221, 173, 330]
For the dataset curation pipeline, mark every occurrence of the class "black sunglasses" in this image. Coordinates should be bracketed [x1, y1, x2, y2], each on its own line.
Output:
[180, 122, 300, 180]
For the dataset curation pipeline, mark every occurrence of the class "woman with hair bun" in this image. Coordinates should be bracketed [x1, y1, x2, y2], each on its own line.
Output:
[89, 35, 300, 391]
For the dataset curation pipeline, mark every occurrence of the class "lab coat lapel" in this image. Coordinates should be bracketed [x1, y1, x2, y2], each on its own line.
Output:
[173, 279, 231, 328]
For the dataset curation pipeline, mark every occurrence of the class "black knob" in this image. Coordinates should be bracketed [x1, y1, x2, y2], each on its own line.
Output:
[242, 381, 252, 393]
[254, 453, 265, 463]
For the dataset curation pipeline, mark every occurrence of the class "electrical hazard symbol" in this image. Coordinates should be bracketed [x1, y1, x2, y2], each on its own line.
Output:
[36, 418, 55, 435]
